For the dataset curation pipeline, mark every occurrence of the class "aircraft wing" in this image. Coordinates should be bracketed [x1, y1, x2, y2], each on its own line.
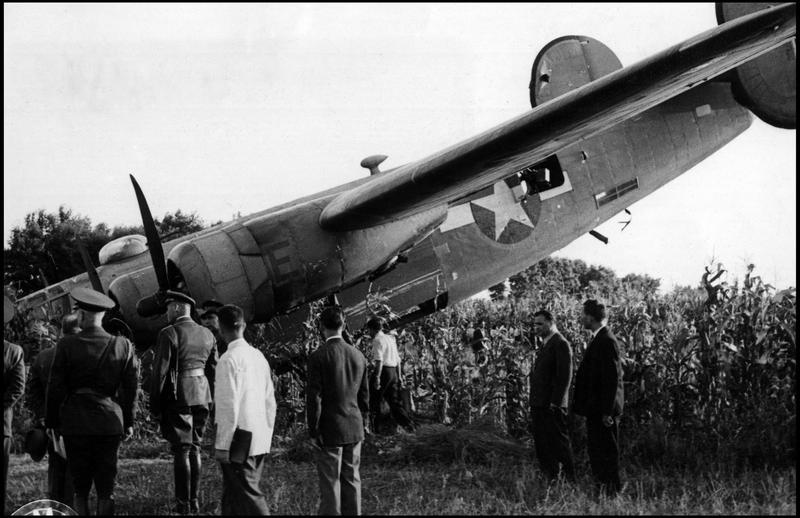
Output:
[320, 3, 795, 231]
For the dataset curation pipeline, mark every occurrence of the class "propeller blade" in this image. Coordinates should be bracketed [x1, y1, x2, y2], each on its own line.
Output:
[130, 174, 170, 291]
[77, 241, 104, 293]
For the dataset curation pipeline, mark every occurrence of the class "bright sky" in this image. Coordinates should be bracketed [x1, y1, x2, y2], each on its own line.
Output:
[4, 3, 796, 292]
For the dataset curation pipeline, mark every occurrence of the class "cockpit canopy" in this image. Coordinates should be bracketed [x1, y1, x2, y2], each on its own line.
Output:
[99, 234, 148, 265]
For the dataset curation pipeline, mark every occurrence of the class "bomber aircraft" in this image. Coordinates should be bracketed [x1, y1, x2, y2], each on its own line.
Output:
[11, 3, 796, 349]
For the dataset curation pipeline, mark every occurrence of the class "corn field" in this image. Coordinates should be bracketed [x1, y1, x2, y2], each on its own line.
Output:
[8, 259, 796, 470]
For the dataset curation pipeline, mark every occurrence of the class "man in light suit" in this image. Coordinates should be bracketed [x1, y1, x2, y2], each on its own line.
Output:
[214, 304, 276, 515]
[307, 306, 370, 516]
[573, 299, 625, 496]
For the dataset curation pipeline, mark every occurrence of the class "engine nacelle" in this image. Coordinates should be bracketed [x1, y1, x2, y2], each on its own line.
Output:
[716, 3, 796, 129]
[107, 266, 169, 348]
[166, 196, 447, 324]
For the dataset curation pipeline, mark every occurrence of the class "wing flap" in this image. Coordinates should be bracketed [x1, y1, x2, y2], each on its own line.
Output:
[320, 3, 795, 231]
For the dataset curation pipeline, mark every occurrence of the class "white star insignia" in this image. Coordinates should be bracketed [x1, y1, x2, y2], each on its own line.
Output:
[471, 180, 535, 240]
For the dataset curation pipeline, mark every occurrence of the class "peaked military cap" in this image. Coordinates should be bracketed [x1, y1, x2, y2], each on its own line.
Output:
[201, 299, 224, 310]
[199, 299, 223, 318]
[4, 295, 14, 324]
[164, 290, 196, 307]
[70, 287, 115, 312]
[199, 307, 218, 318]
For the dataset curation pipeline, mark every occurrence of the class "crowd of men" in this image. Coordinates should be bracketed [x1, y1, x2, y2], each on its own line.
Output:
[3, 288, 625, 515]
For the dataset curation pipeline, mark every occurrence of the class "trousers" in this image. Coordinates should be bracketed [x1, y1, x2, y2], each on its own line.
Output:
[63, 435, 121, 499]
[219, 454, 269, 515]
[47, 440, 74, 506]
[370, 367, 414, 431]
[315, 441, 361, 516]
[161, 404, 209, 452]
[531, 407, 576, 481]
[2, 437, 9, 515]
[585, 416, 622, 496]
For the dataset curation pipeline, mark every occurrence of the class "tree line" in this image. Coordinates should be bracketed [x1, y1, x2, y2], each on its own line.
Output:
[4, 206, 208, 296]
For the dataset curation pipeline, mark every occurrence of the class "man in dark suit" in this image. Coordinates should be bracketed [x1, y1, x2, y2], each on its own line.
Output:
[3, 296, 26, 515]
[149, 291, 218, 515]
[27, 313, 79, 507]
[529, 309, 575, 482]
[573, 299, 625, 496]
[307, 306, 370, 516]
[46, 288, 139, 516]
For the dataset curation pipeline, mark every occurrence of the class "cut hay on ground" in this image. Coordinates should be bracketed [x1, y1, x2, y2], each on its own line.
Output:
[388, 416, 529, 465]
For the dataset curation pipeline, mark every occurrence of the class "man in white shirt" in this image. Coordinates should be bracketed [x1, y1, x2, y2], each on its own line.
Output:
[214, 305, 276, 515]
[366, 317, 415, 433]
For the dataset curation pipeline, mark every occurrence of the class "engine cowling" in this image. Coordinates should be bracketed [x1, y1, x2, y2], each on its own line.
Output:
[107, 266, 168, 348]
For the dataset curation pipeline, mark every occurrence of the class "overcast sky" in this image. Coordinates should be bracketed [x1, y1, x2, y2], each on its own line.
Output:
[4, 3, 796, 292]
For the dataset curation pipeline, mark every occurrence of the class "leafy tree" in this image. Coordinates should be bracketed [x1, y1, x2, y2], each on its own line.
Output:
[4, 207, 206, 297]
[4, 206, 110, 295]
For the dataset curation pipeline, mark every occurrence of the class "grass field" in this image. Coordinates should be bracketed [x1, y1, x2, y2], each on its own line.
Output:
[6, 434, 796, 515]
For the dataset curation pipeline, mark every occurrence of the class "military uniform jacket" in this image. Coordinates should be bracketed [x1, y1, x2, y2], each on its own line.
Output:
[149, 316, 217, 415]
[572, 327, 625, 418]
[45, 327, 139, 435]
[306, 337, 370, 446]
[4, 340, 26, 437]
[530, 332, 573, 408]
[28, 345, 56, 421]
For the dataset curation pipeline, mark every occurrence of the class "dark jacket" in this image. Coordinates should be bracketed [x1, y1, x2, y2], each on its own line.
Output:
[4, 340, 26, 437]
[149, 316, 218, 414]
[306, 337, 370, 446]
[28, 345, 56, 421]
[572, 326, 624, 418]
[45, 326, 139, 435]
[530, 332, 573, 408]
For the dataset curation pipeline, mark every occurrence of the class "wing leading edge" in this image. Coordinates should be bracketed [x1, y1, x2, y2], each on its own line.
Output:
[320, 3, 795, 232]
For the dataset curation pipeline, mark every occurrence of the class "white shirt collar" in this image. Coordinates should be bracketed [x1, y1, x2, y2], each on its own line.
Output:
[226, 337, 248, 350]
[591, 325, 606, 339]
[325, 335, 343, 342]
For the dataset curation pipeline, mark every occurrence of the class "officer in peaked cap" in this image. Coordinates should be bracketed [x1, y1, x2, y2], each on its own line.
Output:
[71, 287, 116, 311]
[150, 290, 218, 514]
[3, 295, 26, 515]
[45, 287, 139, 516]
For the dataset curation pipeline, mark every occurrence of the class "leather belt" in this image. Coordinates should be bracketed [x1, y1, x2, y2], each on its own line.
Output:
[180, 368, 205, 378]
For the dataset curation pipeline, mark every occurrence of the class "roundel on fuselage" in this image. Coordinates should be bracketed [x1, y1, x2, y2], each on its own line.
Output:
[529, 35, 623, 108]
